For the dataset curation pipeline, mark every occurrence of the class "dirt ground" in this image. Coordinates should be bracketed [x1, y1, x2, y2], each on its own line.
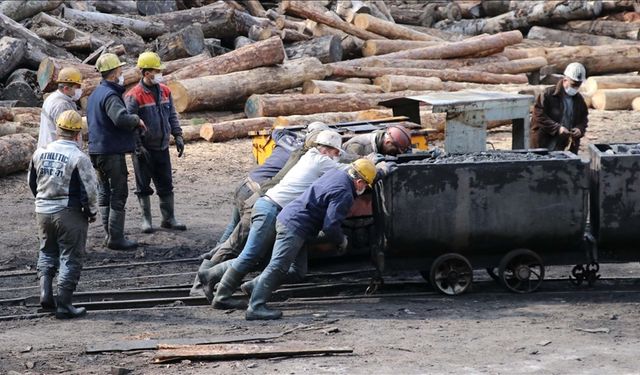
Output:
[2, 109, 640, 374]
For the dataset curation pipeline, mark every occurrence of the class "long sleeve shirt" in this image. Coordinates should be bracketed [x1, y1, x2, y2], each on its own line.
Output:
[38, 90, 78, 149]
[28, 140, 98, 216]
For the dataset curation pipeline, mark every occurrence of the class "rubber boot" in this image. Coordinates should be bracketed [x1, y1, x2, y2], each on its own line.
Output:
[213, 267, 247, 310]
[198, 260, 231, 303]
[55, 288, 86, 319]
[107, 209, 138, 250]
[159, 194, 186, 230]
[245, 270, 285, 321]
[39, 274, 55, 310]
[189, 274, 205, 297]
[99, 206, 110, 246]
[138, 195, 154, 233]
[240, 277, 257, 297]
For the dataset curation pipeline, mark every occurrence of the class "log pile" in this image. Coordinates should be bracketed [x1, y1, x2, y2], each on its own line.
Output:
[2, 0, 640, 175]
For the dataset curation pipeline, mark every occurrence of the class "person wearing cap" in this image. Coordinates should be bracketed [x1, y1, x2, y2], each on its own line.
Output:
[87, 53, 146, 250]
[125, 52, 185, 233]
[28, 110, 99, 319]
[200, 129, 346, 308]
[190, 122, 329, 297]
[244, 158, 377, 320]
[38, 67, 83, 149]
[531, 62, 589, 154]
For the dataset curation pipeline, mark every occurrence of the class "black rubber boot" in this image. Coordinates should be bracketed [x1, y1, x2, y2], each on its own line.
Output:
[159, 194, 186, 230]
[55, 289, 86, 319]
[245, 270, 285, 321]
[198, 260, 230, 303]
[39, 274, 55, 310]
[107, 209, 138, 250]
[99, 206, 110, 246]
[138, 195, 153, 233]
[213, 267, 247, 310]
[240, 277, 257, 297]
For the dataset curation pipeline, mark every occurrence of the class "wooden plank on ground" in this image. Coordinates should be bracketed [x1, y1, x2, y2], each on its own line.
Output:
[86, 333, 283, 354]
[153, 342, 353, 363]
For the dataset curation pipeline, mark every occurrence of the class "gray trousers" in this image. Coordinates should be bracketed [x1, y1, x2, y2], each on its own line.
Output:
[90, 153, 129, 211]
[36, 208, 88, 291]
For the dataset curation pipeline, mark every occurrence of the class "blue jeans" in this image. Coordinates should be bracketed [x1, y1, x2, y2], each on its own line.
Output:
[36, 208, 88, 291]
[261, 221, 307, 279]
[231, 197, 280, 274]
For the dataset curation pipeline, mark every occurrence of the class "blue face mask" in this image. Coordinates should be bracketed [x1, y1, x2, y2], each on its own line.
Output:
[565, 86, 578, 96]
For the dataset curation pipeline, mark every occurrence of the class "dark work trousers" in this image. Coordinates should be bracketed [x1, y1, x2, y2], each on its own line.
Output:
[90, 154, 129, 211]
[132, 148, 174, 197]
[36, 208, 88, 291]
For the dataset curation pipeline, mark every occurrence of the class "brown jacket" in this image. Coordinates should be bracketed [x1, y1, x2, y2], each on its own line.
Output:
[530, 80, 588, 154]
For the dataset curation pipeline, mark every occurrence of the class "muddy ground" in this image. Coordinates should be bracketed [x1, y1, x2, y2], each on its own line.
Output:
[1, 110, 640, 374]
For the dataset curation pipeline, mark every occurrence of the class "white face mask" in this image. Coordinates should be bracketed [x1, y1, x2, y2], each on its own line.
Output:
[151, 73, 164, 85]
[72, 88, 82, 101]
[356, 185, 367, 196]
[564, 86, 578, 97]
[117, 74, 125, 86]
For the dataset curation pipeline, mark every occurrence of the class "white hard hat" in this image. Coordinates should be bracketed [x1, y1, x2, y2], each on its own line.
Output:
[564, 62, 586, 82]
[306, 121, 329, 133]
[315, 130, 342, 151]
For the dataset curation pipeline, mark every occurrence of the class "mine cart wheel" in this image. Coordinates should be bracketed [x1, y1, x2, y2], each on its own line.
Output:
[498, 249, 545, 294]
[429, 253, 473, 295]
[486, 268, 500, 283]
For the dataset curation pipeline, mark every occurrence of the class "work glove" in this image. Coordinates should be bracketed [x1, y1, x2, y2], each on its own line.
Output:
[337, 235, 349, 255]
[571, 128, 582, 138]
[376, 161, 398, 178]
[365, 152, 386, 165]
[175, 135, 185, 157]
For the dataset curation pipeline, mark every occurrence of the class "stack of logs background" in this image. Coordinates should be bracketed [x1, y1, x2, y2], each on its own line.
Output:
[2, 0, 640, 176]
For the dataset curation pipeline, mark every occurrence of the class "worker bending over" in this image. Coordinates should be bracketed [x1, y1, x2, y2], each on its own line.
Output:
[246, 158, 377, 320]
[531, 62, 589, 154]
[29, 110, 98, 319]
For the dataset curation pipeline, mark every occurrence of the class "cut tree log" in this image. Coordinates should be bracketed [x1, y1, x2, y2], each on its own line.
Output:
[278, 28, 312, 42]
[285, 35, 343, 63]
[170, 57, 329, 112]
[361, 39, 439, 56]
[167, 37, 286, 81]
[352, 13, 440, 41]
[274, 14, 306, 32]
[373, 75, 444, 92]
[0, 107, 13, 121]
[527, 26, 636, 46]
[248, 25, 279, 41]
[94, 0, 138, 14]
[177, 124, 203, 143]
[304, 20, 363, 58]
[0, 122, 39, 138]
[61, 7, 167, 38]
[234, 36, 255, 49]
[37, 57, 100, 93]
[199, 117, 276, 142]
[632, 97, 640, 111]
[302, 80, 383, 94]
[0, 13, 78, 68]
[281, 0, 385, 40]
[1, 69, 41, 107]
[82, 52, 211, 99]
[245, 91, 450, 117]
[232, 10, 275, 36]
[465, 56, 548, 74]
[330, 65, 529, 84]
[337, 30, 523, 66]
[243, 0, 267, 17]
[335, 0, 371, 23]
[363, 56, 510, 69]
[591, 88, 640, 110]
[11, 107, 41, 123]
[557, 20, 640, 40]
[459, 1, 484, 18]
[137, 0, 177, 16]
[0, 133, 37, 177]
[0, 0, 63, 22]
[582, 75, 640, 96]
[272, 109, 393, 126]
[30, 12, 108, 50]
[0, 37, 26, 81]
[149, 2, 237, 39]
[154, 24, 205, 61]
[31, 26, 75, 42]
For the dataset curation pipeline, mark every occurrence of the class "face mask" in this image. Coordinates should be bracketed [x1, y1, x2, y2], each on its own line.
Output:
[151, 73, 164, 85]
[72, 88, 82, 101]
[331, 155, 341, 162]
[564, 86, 578, 97]
[356, 186, 367, 196]
[117, 74, 125, 86]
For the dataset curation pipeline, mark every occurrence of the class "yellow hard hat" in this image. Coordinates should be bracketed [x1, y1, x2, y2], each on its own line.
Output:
[95, 53, 126, 73]
[56, 110, 83, 132]
[137, 51, 165, 70]
[351, 158, 377, 187]
[57, 67, 82, 85]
